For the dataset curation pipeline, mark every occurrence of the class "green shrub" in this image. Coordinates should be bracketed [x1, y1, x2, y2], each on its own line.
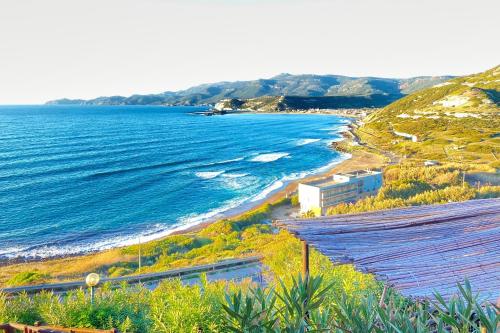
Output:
[7, 271, 49, 286]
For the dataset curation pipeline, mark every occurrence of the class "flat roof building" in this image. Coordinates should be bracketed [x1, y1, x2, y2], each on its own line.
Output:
[298, 170, 383, 216]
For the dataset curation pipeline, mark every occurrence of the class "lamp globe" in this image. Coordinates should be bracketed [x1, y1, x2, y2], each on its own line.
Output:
[85, 273, 100, 287]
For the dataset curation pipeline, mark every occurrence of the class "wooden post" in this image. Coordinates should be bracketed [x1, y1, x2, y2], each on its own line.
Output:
[138, 237, 142, 274]
[302, 240, 309, 279]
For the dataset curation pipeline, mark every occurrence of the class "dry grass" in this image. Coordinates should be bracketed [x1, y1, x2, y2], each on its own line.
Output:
[0, 249, 135, 286]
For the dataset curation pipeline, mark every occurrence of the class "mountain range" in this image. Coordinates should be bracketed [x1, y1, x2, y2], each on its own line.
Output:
[46, 74, 452, 108]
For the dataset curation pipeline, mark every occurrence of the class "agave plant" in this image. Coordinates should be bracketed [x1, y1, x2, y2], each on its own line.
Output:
[221, 287, 278, 332]
[221, 274, 334, 332]
[376, 297, 432, 333]
[431, 280, 481, 332]
[431, 279, 500, 333]
[275, 275, 333, 332]
[332, 293, 379, 333]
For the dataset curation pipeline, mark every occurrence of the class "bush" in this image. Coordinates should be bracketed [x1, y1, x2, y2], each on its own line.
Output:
[7, 271, 49, 286]
[0, 285, 151, 332]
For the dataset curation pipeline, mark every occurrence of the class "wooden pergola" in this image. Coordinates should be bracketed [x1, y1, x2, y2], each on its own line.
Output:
[277, 198, 500, 302]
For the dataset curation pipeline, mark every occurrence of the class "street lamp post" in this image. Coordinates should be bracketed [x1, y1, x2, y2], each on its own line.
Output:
[85, 273, 100, 305]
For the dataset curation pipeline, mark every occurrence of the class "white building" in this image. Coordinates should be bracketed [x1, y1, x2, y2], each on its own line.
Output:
[298, 170, 383, 216]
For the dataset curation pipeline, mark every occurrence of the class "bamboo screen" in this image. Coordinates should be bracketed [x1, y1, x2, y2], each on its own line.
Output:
[277, 198, 500, 302]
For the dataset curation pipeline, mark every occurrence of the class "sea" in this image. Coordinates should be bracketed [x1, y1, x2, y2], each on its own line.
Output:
[0, 105, 349, 259]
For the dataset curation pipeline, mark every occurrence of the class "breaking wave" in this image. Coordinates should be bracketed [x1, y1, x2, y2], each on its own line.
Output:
[250, 152, 290, 162]
[195, 171, 225, 179]
[296, 138, 321, 146]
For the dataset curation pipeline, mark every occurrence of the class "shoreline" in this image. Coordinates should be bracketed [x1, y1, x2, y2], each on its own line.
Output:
[0, 118, 385, 268]
[0, 154, 346, 266]
[199, 107, 377, 119]
[0, 140, 350, 265]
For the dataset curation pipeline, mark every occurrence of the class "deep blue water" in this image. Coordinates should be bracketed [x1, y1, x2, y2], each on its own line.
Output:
[0, 105, 349, 259]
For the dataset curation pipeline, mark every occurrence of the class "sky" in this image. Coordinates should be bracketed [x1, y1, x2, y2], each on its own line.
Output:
[0, 0, 499, 104]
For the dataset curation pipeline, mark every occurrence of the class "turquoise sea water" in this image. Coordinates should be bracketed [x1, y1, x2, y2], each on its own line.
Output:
[0, 105, 349, 259]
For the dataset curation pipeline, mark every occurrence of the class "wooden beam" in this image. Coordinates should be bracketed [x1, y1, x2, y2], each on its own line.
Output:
[302, 240, 309, 279]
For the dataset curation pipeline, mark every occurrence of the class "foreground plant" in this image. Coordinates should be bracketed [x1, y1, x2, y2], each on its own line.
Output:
[222, 276, 499, 333]
[221, 275, 333, 332]
[432, 280, 499, 333]
[1, 275, 498, 332]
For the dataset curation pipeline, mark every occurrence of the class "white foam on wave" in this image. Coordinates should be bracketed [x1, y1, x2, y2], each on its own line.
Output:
[0, 196, 245, 258]
[202, 157, 244, 168]
[250, 152, 290, 163]
[218, 157, 244, 164]
[222, 173, 248, 178]
[250, 180, 284, 202]
[249, 153, 351, 203]
[327, 137, 345, 144]
[296, 138, 321, 146]
[183, 155, 352, 228]
[333, 125, 350, 133]
[320, 122, 351, 132]
[177, 198, 247, 226]
[0, 224, 179, 259]
[219, 174, 252, 190]
[0, 245, 26, 257]
[195, 171, 225, 179]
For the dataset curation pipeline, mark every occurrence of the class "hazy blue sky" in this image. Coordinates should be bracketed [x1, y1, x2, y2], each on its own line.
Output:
[0, 0, 499, 104]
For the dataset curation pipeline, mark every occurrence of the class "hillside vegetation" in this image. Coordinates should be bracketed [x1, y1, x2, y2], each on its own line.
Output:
[327, 163, 499, 215]
[358, 65, 500, 168]
[46, 74, 451, 107]
[214, 95, 390, 112]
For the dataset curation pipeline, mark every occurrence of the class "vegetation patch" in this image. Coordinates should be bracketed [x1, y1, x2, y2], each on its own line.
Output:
[6, 271, 50, 287]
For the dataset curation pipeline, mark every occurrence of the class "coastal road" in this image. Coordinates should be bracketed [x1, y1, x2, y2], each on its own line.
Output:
[1, 256, 263, 295]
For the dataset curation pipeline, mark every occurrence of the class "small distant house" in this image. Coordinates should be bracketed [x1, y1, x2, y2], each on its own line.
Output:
[424, 160, 440, 166]
[393, 130, 418, 142]
[298, 170, 383, 216]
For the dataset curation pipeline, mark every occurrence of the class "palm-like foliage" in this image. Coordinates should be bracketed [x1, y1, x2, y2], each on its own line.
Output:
[221, 275, 333, 332]
[432, 280, 499, 333]
[222, 277, 499, 333]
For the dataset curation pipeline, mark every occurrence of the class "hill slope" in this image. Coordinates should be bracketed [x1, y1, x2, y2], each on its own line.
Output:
[46, 74, 451, 107]
[214, 94, 392, 112]
[358, 65, 500, 167]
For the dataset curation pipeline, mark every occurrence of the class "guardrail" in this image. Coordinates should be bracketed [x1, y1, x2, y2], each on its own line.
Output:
[1, 256, 262, 295]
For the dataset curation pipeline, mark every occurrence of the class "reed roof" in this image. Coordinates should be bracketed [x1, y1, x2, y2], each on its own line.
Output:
[277, 198, 500, 302]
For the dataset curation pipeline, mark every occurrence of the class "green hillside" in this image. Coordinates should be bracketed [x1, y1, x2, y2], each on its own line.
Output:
[359, 65, 500, 168]
[46, 74, 451, 107]
[214, 94, 392, 112]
